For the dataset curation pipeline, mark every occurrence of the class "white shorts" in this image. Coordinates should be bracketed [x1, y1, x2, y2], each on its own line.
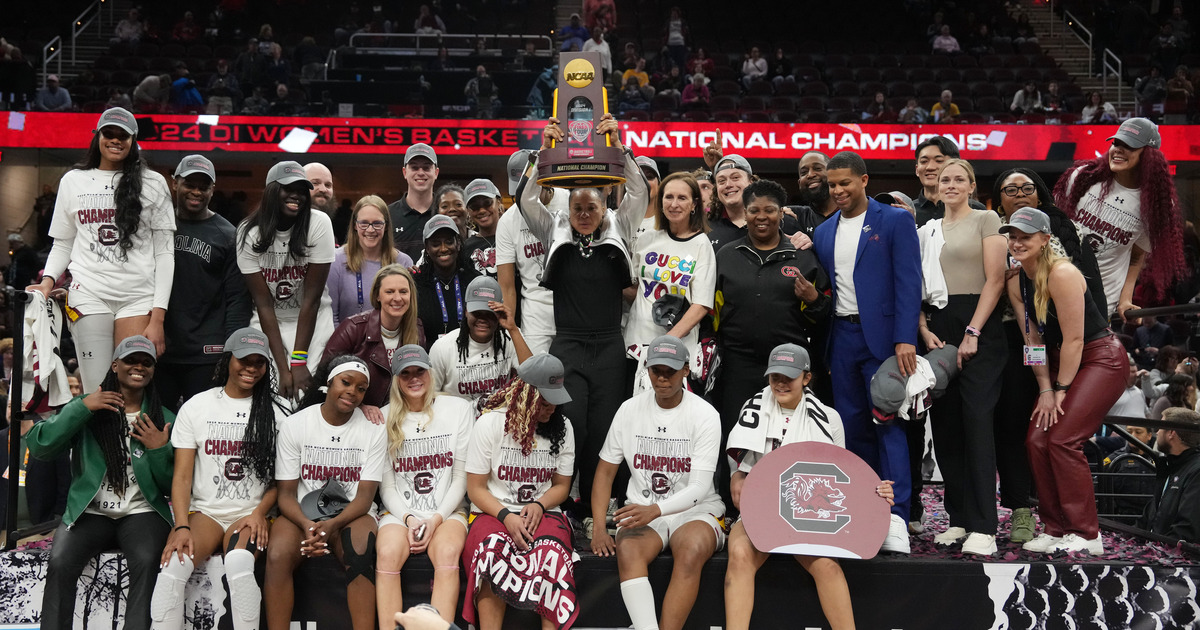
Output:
[67, 282, 153, 319]
[189, 509, 250, 533]
[379, 510, 469, 530]
[258, 311, 334, 372]
[623, 499, 726, 550]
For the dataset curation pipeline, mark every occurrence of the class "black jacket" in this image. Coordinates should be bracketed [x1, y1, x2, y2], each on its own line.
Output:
[1146, 447, 1200, 542]
[714, 234, 831, 361]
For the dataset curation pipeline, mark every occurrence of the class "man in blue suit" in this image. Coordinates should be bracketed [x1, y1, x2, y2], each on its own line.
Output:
[814, 151, 922, 554]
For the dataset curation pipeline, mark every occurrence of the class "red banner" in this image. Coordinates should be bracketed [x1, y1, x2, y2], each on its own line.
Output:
[4, 112, 1199, 162]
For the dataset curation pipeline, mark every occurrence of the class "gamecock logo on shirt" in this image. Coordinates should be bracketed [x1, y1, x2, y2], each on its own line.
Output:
[414, 471, 434, 495]
[276, 280, 294, 301]
[778, 461, 851, 533]
[517, 484, 537, 503]
[97, 224, 120, 246]
[651, 472, 670, 495]
[224, 457, 246, 481]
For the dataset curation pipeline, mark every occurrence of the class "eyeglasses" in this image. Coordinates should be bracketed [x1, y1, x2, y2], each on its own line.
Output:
[1001, 184, 1037, 197]
[119, 356, 156, 368]
[356, 220, 386, 231]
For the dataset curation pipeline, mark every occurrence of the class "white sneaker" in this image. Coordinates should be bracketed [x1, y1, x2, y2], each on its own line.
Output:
[933, 526, 968, 546]
[961, 532, 997, 556]
[880, 514, 911, 554]
[1022, 533, 1062, 553]
[1049, 533, 1103, 555]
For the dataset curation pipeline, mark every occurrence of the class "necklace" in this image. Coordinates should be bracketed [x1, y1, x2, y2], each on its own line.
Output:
[573, 229, 598, 259]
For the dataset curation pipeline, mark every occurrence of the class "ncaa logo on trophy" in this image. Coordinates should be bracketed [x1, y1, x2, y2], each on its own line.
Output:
[535, 51, 626, 188]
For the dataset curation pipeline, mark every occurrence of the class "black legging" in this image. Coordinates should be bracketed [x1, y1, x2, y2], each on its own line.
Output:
[995, 319, 1036, 510]
[41, 511, 171, 630]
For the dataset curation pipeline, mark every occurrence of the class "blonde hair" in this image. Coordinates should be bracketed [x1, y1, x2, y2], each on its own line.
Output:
[370, 264, 420, 345]
[1031, 241, 1068, 325]
[384, 369, 439, 456]
[480, 379, 543, 456]
[344, 195, 397, 273]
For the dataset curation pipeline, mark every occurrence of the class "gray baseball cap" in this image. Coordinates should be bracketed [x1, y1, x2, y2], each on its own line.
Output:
[714, 154, 752, 176]
[874, 191, 914, 209]
[266, 161, 313, 188]
[391, 344, 431, 375]
[517, 353, 572, 405]
[404, 143, 438, 166]
[507, 149, 535, 195]
[646, 335, 688, 370]
[96, 107, 137, 136]
[300, 478, 350, 521]
[925, 345, 960, 398]
[174, 154, 216, 182]
[465, 178, 502, 205]
[764, 343, 811, 379]
[869, 356, 907, 414]
[422, 214, 459, 240]
[465, 276, 502, 313]
[635, 156, 661, 179]
[1107, 116, 1161, 149]
[999, 207, 1052, 235]
[223, 327, 269, 359]
[113, 335, 156, 362]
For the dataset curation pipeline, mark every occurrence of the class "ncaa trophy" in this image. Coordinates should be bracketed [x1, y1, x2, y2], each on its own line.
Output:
[536, 51, 627, 188]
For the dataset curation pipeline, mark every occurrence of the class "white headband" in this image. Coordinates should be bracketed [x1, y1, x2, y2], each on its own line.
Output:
[328, 361, 371, 386]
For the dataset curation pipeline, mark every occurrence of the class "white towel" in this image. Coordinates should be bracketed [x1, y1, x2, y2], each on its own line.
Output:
[899, 356, 937, 421]
[22, 291, 71, 409]
[918, 219, 949, 309]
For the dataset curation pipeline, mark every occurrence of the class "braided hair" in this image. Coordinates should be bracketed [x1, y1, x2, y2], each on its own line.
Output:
[210, 353, 281, 483]
[75, 133, 148, 256]
[480, 379, 567, 457]
[91, 366, 165, 496]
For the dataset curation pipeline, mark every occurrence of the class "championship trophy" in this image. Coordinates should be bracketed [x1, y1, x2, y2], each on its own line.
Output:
[536, 51, 627, 188]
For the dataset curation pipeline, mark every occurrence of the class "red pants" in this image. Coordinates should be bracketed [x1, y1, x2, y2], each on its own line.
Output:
[1026, 334, 1125, 538]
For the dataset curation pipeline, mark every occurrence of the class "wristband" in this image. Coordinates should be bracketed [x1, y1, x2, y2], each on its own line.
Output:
[1038, 389, 1053, 395]
[403, 514, 413, 527]
[964, 325, 981, 337]
[40, 275, 56, 285]
[174, 525, 191, 532]
[497, 508, 513, 523]
[289, 360, 308, 367]
[532, 500, 547, 513]
[1053, 382, 1071, 392]
[290, 350, 309, 360]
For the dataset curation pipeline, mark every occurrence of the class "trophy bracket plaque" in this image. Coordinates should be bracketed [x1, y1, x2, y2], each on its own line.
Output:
[536, 51, 627, 188]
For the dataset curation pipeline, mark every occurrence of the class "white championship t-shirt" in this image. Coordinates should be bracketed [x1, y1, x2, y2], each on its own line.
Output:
[86, 412, 153, 518]
[172, 387, 287, 523]
[236, 210, 337, 323]
[275, 404, 387, 513]
[834, 211, 867, 316]
[429, 332, 519, 411]
[49, 168, 175, 305]
[624, 228, 716, 353]
[1067, 171, 1151, 314]
[494, 205, 555, 340]
[598, 390, 721, 507]
[379, 395, 475, 521]
[465, 408, 575, 512]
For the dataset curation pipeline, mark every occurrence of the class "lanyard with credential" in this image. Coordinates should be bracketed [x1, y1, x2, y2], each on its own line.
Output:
[434, 275, 464, 326]
[355, 271, 364, 306]
[1020, 273, 1048, 367]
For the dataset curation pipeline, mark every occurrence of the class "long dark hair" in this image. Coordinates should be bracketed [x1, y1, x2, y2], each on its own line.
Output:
[238, 181, 313, 260]
[1163, 373, 1195, 409]
[297, 355, 365, 411]
[456, 313, 510, 364]
[75, 132, 147, 255]
[1053, 148, 1186, 299]
[92, 366, 165, 496]
[211, 353, 282, 483]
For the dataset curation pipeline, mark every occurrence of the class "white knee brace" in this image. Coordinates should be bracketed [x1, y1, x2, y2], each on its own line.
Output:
[225, 549, 262, 630]
[150, 555, 194, 630]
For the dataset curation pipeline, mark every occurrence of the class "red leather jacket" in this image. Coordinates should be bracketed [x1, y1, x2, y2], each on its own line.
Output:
[322, 309, 426, 407]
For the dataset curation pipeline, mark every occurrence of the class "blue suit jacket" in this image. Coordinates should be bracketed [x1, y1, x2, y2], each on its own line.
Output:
[814, 197, 923, 361]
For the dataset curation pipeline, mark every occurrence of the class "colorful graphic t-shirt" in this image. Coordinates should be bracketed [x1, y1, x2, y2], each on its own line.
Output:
[1068, 170, 1151, 315]
[623, 228, 716, 353]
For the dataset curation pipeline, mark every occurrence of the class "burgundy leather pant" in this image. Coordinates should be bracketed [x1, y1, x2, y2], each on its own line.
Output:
[1026, 334, 1125, 539]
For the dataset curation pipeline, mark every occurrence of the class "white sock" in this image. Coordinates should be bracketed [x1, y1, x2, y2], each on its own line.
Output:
[225, 549, 262, 630]
[150, 555, 194, 630]
[619, 577, 660, 630]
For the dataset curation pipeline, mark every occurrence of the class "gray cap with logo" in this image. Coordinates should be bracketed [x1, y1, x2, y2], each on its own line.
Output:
[113, 335, 156, 362]
[391, 344, 431, 375]
[422, 214, 459, 240]
[266, 161, 313, 188]
[465, 178, 502, 205]
[1107, 116, 1161, 149]
[465, 276, 502, 313]
[998, 207, 1052, 235]
[404, 143, 438, 166]
[646, 335, 688, 370]
[174, 154, 216, 182]
[714, 154, 752, 176]
[764, 343, 811, 379]
[518, 353, 572, 405]
[96, 107, 137, 136]
[507, 149, 535, 195]
[223, 327, 270, 359]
